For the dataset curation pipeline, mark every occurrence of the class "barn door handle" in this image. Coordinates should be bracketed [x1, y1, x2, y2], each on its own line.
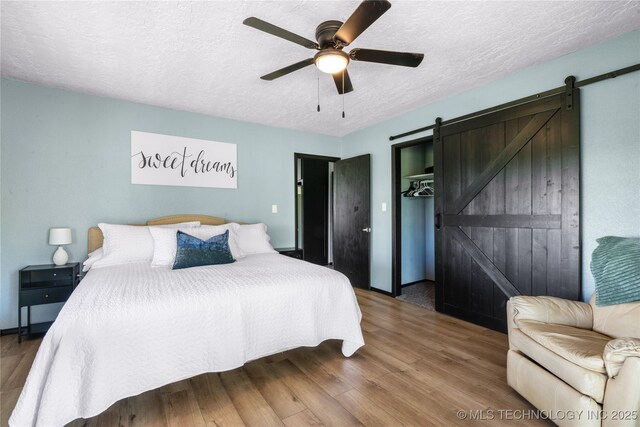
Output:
[362, 227, 372, 233]
[435, 213, 441, 230]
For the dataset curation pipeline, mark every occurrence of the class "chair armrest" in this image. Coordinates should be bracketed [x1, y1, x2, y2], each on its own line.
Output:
[604, 338, 640, 378]
[509, 295, 593, 329]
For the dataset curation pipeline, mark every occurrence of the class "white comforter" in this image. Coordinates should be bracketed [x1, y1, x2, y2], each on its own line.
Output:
[10, 254, 364, 427]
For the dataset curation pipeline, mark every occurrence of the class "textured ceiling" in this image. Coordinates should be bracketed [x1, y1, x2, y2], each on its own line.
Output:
[2, 1, 639, 137]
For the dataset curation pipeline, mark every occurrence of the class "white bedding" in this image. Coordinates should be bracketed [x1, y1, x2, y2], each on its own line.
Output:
[10, 254, 364, 427]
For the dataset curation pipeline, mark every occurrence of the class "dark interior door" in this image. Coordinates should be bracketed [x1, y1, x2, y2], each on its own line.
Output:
[434, 91, 580, 331]
[301, 158, 329, 265]
[333, 154, 371, 289]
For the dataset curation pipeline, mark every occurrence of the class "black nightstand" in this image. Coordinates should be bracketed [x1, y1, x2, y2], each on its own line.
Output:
[276, 247, 303, 260]
[18, 263, 80, 342]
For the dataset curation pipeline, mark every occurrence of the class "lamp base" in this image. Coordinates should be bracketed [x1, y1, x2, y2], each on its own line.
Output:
[53, 246, 69, 266]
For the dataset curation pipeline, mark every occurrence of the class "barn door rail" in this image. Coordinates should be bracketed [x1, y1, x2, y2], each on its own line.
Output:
[389, 63, 640, 141]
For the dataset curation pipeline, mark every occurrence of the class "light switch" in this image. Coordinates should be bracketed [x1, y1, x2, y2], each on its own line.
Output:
[272, 204, 278, 213]
[381, 202, 387, 212]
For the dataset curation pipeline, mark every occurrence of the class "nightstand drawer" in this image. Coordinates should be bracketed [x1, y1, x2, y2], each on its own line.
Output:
[21, 267, 75, 289]
[30, 268, 73, 283]
[20, 286, 73, 307]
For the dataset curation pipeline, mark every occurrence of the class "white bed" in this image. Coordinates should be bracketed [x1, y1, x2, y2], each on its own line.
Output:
[10, 252, 364, 426]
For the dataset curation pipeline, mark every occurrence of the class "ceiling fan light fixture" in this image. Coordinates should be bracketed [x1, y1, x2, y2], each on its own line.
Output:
[314, 49, 349, 74]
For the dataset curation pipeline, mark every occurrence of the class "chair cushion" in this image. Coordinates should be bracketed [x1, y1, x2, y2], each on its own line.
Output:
[518, 320, 610, 373]
[511, 329, 608, 403]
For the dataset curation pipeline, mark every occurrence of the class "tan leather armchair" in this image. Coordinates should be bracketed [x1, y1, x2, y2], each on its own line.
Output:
[507, 295, 640, 427]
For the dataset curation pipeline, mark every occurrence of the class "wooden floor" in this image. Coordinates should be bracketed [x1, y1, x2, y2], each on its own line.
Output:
[1, 289, 549, 427]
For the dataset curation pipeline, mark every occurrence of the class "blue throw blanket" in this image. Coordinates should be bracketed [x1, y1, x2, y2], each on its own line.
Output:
[591, 236, 640, 306]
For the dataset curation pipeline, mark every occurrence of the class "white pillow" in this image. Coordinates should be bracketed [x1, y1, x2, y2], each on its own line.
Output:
[82, 248, 103, 272]
[232, 223, 277, 255]
[149, 225, 201, 267]
[208, 224, 245, 259]
[92, 221, 201, 269]
[149, 224, 244, 267]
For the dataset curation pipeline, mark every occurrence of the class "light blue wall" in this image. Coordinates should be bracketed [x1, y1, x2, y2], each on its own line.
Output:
[341, 30, 640, 301]
[0, 79, 341, 329]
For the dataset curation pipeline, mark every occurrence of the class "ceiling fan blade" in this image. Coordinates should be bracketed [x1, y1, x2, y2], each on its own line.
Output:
[350, 48, 424, 67]
[334, 0, 391, 46]
[243, 17, 319, 50]
[260, 58, 315, 81]
[332, 69, 354, 94]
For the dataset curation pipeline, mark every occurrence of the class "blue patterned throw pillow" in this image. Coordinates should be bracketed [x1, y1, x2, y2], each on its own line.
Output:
[172, 230, 235, 270]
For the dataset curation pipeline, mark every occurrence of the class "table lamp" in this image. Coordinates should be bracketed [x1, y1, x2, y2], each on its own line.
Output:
[49, 228, 72, 265]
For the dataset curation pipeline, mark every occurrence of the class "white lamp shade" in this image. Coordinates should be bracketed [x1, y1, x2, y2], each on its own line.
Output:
[316, 54, 348, 74]
[49, 228, 72, 245]
[314, 49, 349, 75]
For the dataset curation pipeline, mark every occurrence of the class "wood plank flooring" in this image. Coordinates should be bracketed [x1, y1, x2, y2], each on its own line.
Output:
[0, 289, 549, 426]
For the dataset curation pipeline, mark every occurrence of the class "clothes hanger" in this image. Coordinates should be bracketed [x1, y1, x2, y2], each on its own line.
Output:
[402, 181, 418, 197]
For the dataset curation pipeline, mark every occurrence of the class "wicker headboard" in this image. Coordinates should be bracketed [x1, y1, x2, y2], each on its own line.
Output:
[88, 214, 227, 253]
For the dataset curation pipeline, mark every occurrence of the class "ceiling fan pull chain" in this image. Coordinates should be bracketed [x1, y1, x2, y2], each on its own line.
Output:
[317, 69, 321, 112]
[342, 70, 346, 119]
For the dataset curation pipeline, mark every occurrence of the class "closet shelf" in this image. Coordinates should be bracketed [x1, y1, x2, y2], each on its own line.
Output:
[403, 194, 434, 198]
[403, 173, 434, 181]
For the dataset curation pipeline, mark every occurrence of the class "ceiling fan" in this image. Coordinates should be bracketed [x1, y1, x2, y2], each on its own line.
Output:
[243, 0, 424, 95]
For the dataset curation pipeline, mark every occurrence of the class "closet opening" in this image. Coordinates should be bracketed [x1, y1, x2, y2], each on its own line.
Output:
[391, 136, 436, 308]
[294, 153, 340, 266]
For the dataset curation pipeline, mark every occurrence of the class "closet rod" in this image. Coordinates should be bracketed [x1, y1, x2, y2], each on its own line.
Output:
[389, 63, 640, 141]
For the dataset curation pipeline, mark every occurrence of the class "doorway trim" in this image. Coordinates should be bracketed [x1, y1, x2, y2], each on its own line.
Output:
[293, 153, 341, 252]
[391, 136, 434, 297]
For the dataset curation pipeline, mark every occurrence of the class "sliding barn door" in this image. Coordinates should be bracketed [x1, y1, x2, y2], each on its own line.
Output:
[434, 90, 580, 331]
